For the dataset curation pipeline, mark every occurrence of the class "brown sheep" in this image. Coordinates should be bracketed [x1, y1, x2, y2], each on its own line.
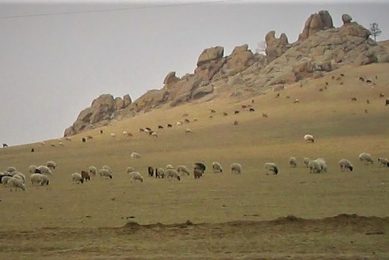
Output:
[81, 170, 91, 182]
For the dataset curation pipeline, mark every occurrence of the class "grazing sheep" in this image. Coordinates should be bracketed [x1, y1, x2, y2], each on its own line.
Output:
[148, 166, 154, 177]
[2, 143, 8, 148]
[288, 157, 297, 168]
[6, 167, 17, 173]
[223, 112, 228, 116]
[379, 93, 384, 98]
[155, 168, 165, 178]
[262, 113, 268, 118]
[165, 169, 181, 181]
[30, 173, 50, 186]
[316, 158, 327, 173]
[386, 99, 389, 106]
[127, 167, 136, 174]
[151, 131, 158, 138]
[185, 128, 193, 134]
[37, 165, 53, 175]
[72, 172, 83, 184]
[100, 130, 104, 134]
[131, 152, 142, 159]
[7, 177, 26, 191]
[12, 172, 26, 184]
[128, 171, 144, 182]
[210, 109, 216, 113]
[176, 121, 183, 126]
[303, 157, 310, 168]
[31, 148, 35, 152]
[89, 166, 97, 176]
[81, 170, 91, 182]
[176, 165, 190, 176]
[351, 97, 357, 102]
[234, 110, 240, 114]
[338, 159, 354, 172]
[46, 160, 57, 170]
[378, 157, 389, 167]
[158, 125, 164, 129]
[308, 160, 322, 173]
[0, 174, 13, 184]
[166, 164, 175, 170]
[231, 163, 242, 175]
[264, 162, 278, 175]
[184, 118, 190, 123]
[99, 168, 113, 179]
[167, 124, 173, 128]
[359, 152, 374, 165]
[212, 161, 223, 173]
[233, 120, 239, 125]
[110, 133, 116, 137]
[304, 134, 315, 143]
[249, 108, 255, 112]
[193, 162, 206, 179]
[293, 99, 300, 104]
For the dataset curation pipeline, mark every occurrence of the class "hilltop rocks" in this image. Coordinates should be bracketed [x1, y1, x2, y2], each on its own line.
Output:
[298, 10, 334, 41]
[265, 31, 290, 62]
[64, 94, 132, 136]
[340, 21, 370, 39]
[342, 14, 352, 24]
[163, 71, 179, 85]
[197, 46, 224, 67]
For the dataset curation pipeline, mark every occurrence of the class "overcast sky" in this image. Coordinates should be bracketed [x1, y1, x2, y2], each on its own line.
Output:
[0, 1, 388, 146]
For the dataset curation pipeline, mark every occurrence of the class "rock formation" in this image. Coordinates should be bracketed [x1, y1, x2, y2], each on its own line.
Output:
[265, 31, 290, 62]
[298, 10, 334, 41]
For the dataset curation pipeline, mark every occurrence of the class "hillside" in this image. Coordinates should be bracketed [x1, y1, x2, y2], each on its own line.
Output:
[63, 10, 389, 136]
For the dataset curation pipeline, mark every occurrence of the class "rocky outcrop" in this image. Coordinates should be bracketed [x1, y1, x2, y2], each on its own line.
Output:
[342, 14, 352, 25]
[265, 31, 290, 62]
[64, 94, 132, 136]
[163, 71, 179, 85]
[197, 46, 224, 66]
[298, 10, 334, 41]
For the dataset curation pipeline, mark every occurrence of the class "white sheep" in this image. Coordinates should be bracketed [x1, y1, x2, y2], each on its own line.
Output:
[264, 162, 278, 175]
[5, 166, 17, 173]
[377, 157, 389, 167]
[176, 121, 183, 126]
[46, 160, 57, 170]
[110, 133, 116, 137]
[151, 132, 158, 138]
[308, 160, 321, 173]
[338, 159, 354, 172]
[131, 152, 142, 159]
[7, 177, 26, 191]
[1, 175, 12, 185]
[98, 168, 113, 179]
[12, 172, 26, 184]
[88, 166, 98, 176]
[231, 163, 242, 174]
[72, 172, 83, 184]
[165, 164, 175, 170]
[37, 165, 53, 175]
[316, 158, 327, 173]
[212, 161, 223, 173]
[176, 165, 191, 176]
[30, 173, 50, 186]
[128, 171, 144, 182]
[304, 134, 315, 143]
[303, 157, 310, 168]
[126, 166, 136, 174]
[165, 169, 181, 181]
[185, 128, 193, 134]
[289, 157, 297, 168]
[359, 152, 374, 165]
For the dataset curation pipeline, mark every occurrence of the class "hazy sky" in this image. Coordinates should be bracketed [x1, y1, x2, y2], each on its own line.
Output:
[0, 1, 388, 146]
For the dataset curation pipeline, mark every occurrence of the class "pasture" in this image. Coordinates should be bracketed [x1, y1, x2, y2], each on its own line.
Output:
[1, 64, 389, 258]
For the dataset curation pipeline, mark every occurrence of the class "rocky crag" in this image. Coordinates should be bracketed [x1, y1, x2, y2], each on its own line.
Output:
[64, 11, 389, 137]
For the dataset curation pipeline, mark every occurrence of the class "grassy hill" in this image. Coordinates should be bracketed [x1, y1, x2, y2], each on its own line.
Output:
[1, 63, 389, 258]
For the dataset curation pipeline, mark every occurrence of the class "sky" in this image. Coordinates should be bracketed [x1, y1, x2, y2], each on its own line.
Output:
[0, 0, 388, 146]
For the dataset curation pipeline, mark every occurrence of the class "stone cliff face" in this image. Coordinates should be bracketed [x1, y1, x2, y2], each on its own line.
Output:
[64, 10, 389, 136]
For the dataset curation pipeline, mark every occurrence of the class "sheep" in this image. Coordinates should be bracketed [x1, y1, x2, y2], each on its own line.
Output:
[359, 152, 374, 165]
[176, 121, 183, 126]
[82, 137, 86, 143]
[184, 118, 190, 123]
[264, 162, 278, 175]
[194, 162, 206, 175]
[5, 166, 17, 173]
[386, 99, 389, 106]
[308, 160, 322, 174]
[262, 113, 268, 118]
[231, 163, 242, 175]
[377, 157, 389, 167]
[46, 160, 57, 170]
[0, 174, 13, 184]
[151, 131, 158, 138]
[12, 172, 26, 184]
[72, 172, 83, 184]
[304, 134, 315, 143]
[176, 165, 191, 176]
[167, 124, 173, 128]
[81, 170, 91, 182]
[2, 143, 8, 148]
[249, 108, 255, 112]
[338, 159, 354, 172]
[128, 171, 144, 182]
[166, 164, 175, 170]
[165, 169, 181, 181]
[155, 168, 165, 178]
[131, 152, 142, 159]
[185, 128, 193, 134]
[316, 158, 327, 173]
[148, 166, 154, 177]
[288, 157, 297, 168]
[30, 173, 50, 186]
[89, 166, 97, 176]
[127, 166, 136, 174]
[158, 125, 164, 129]
[303, 157, 310, 168]
[36, 165, 53, 175]
[212, 161, 223, 173]
[110, 133, 116, 137]
[233, 120, 239, 125]
[98, 168, 113, 179]
[7, 177, 26, 191]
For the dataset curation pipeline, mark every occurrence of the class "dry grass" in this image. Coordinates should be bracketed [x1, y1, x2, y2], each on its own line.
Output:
[0, 63, 389, 258]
